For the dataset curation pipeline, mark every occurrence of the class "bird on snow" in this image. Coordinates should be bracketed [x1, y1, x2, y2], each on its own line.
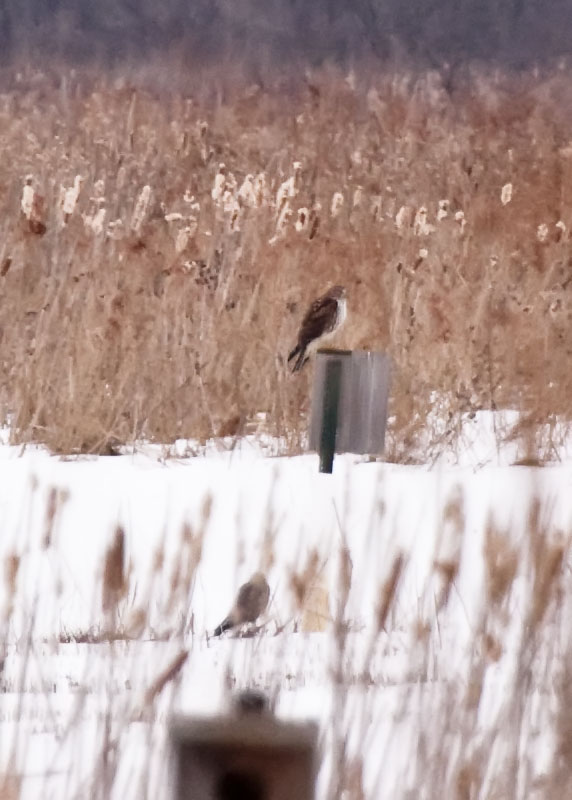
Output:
[213, 572, 270, 636]
[287, 285, 347, 372]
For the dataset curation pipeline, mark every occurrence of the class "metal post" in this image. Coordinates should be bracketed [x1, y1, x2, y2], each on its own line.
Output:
[319, 359, 342, 474]
[309, 349, 391, 463]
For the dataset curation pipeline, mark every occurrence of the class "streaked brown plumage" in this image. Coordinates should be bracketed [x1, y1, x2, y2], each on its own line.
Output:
[287, 285, 347, 372]
[213, 572, 270, 636]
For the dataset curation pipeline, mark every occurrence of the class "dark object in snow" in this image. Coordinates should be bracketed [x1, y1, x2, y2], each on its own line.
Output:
[233, 689, 269, 715]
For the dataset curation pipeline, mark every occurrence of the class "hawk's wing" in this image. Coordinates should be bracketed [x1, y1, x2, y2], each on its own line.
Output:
[237, 580, 270, 623]
[298, 295, 339, 346]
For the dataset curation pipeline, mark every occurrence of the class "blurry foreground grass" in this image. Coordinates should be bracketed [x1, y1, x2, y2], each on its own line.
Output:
[0, 469, 571, 798]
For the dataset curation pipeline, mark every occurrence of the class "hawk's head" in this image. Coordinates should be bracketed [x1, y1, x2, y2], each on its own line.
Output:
[328, 285, 346, 301]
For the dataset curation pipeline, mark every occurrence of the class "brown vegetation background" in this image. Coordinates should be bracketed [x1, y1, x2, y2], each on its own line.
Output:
[1, 64, 572, 457]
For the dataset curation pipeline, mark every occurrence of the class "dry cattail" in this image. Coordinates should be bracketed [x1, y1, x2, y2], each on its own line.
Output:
[125, 607, 147, 638]
[309, 201, 321, 238]
[21, 175, 35, 219]
[276, 164, 300, 213]
[483, 519, 518, 606]
[352, 186, 363, 208]
[238, 174, 256, 207]
[500, 182, 513, 205]
[276, 177, 295, 212]
[43, 487, 61, 549]
[345, 70, 356, 91]
[21, 175, 47, 233]
[369, 195, 382, 221]
[530, 541, 564, 628]
[144, 649, 188, 705]
[106, 219, 125, 240]
[395, 206, 406, 231]
[350, 149, 363, 166]
[336, 545, 353, 620]
[1, 257, 12, 277]
[376, 553, 405, 632]
[224, 194, 242, 233]
[61, 175, 83, 220]
[433, 558, 459, 611]
[366, 87, 385, 117]
[0, 774, 21, 800]
[295, 207, 309, 233]
[483, 632, 503, 662]
[211, 163, 226, 204]
[4, 553, 20, 598]
[116, 165, 127, 190]
[253, 172, 268, 207]
[92, 178, 105, 198]
[330, 192, 344, 218]
[414, 206, 435, 236]
[152, 545, 165, 573]
[454, 209, 467, 233]
[200, 494, 213, 526]
[83, 200, 106, 235]
[301, 577, 330, 632]
[437, 199, 449, 221]
[290, 550, 321, 610]
[131, 184, 152, 234]
[175, 227, 191, 254]
[269, 201, 292, 245]
[164, 211, 184, 223]
[102, 525, 127, 614]
[196, 119, 208, 139]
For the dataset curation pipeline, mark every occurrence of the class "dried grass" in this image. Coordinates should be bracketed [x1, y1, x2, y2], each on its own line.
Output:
[0, 64, 571, 459]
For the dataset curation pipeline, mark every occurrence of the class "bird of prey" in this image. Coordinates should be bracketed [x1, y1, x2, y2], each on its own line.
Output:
[287, 285, 347, 372]
[213, 572, 270, 637]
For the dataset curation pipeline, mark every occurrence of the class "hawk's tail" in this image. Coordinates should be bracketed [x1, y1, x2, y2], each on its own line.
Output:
[213, 616, 234, 637]
[287, 344, 307, 372]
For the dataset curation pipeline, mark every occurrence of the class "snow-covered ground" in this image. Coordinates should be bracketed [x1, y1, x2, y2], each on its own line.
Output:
[1, 412, 571, 798]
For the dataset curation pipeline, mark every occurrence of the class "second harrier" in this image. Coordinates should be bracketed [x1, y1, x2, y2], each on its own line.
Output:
[213, 572, 270, 637]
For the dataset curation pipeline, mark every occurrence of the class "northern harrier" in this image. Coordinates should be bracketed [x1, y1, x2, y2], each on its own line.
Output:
[287, 285, 347, 372]
[213, 572, 270, 637]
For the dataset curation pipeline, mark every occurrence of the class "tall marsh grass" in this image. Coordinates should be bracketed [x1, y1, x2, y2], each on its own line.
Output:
[0, 64, 571, 458]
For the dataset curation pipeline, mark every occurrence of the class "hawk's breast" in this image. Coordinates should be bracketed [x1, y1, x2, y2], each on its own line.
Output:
[335, 297, 347, 330]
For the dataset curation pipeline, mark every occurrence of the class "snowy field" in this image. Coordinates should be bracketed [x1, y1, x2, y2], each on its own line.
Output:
[1, 412, 572, 798]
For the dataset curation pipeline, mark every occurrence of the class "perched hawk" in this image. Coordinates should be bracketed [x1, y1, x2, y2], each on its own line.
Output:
[213, 572, 270, 637]
[287, 285, 347, 372]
